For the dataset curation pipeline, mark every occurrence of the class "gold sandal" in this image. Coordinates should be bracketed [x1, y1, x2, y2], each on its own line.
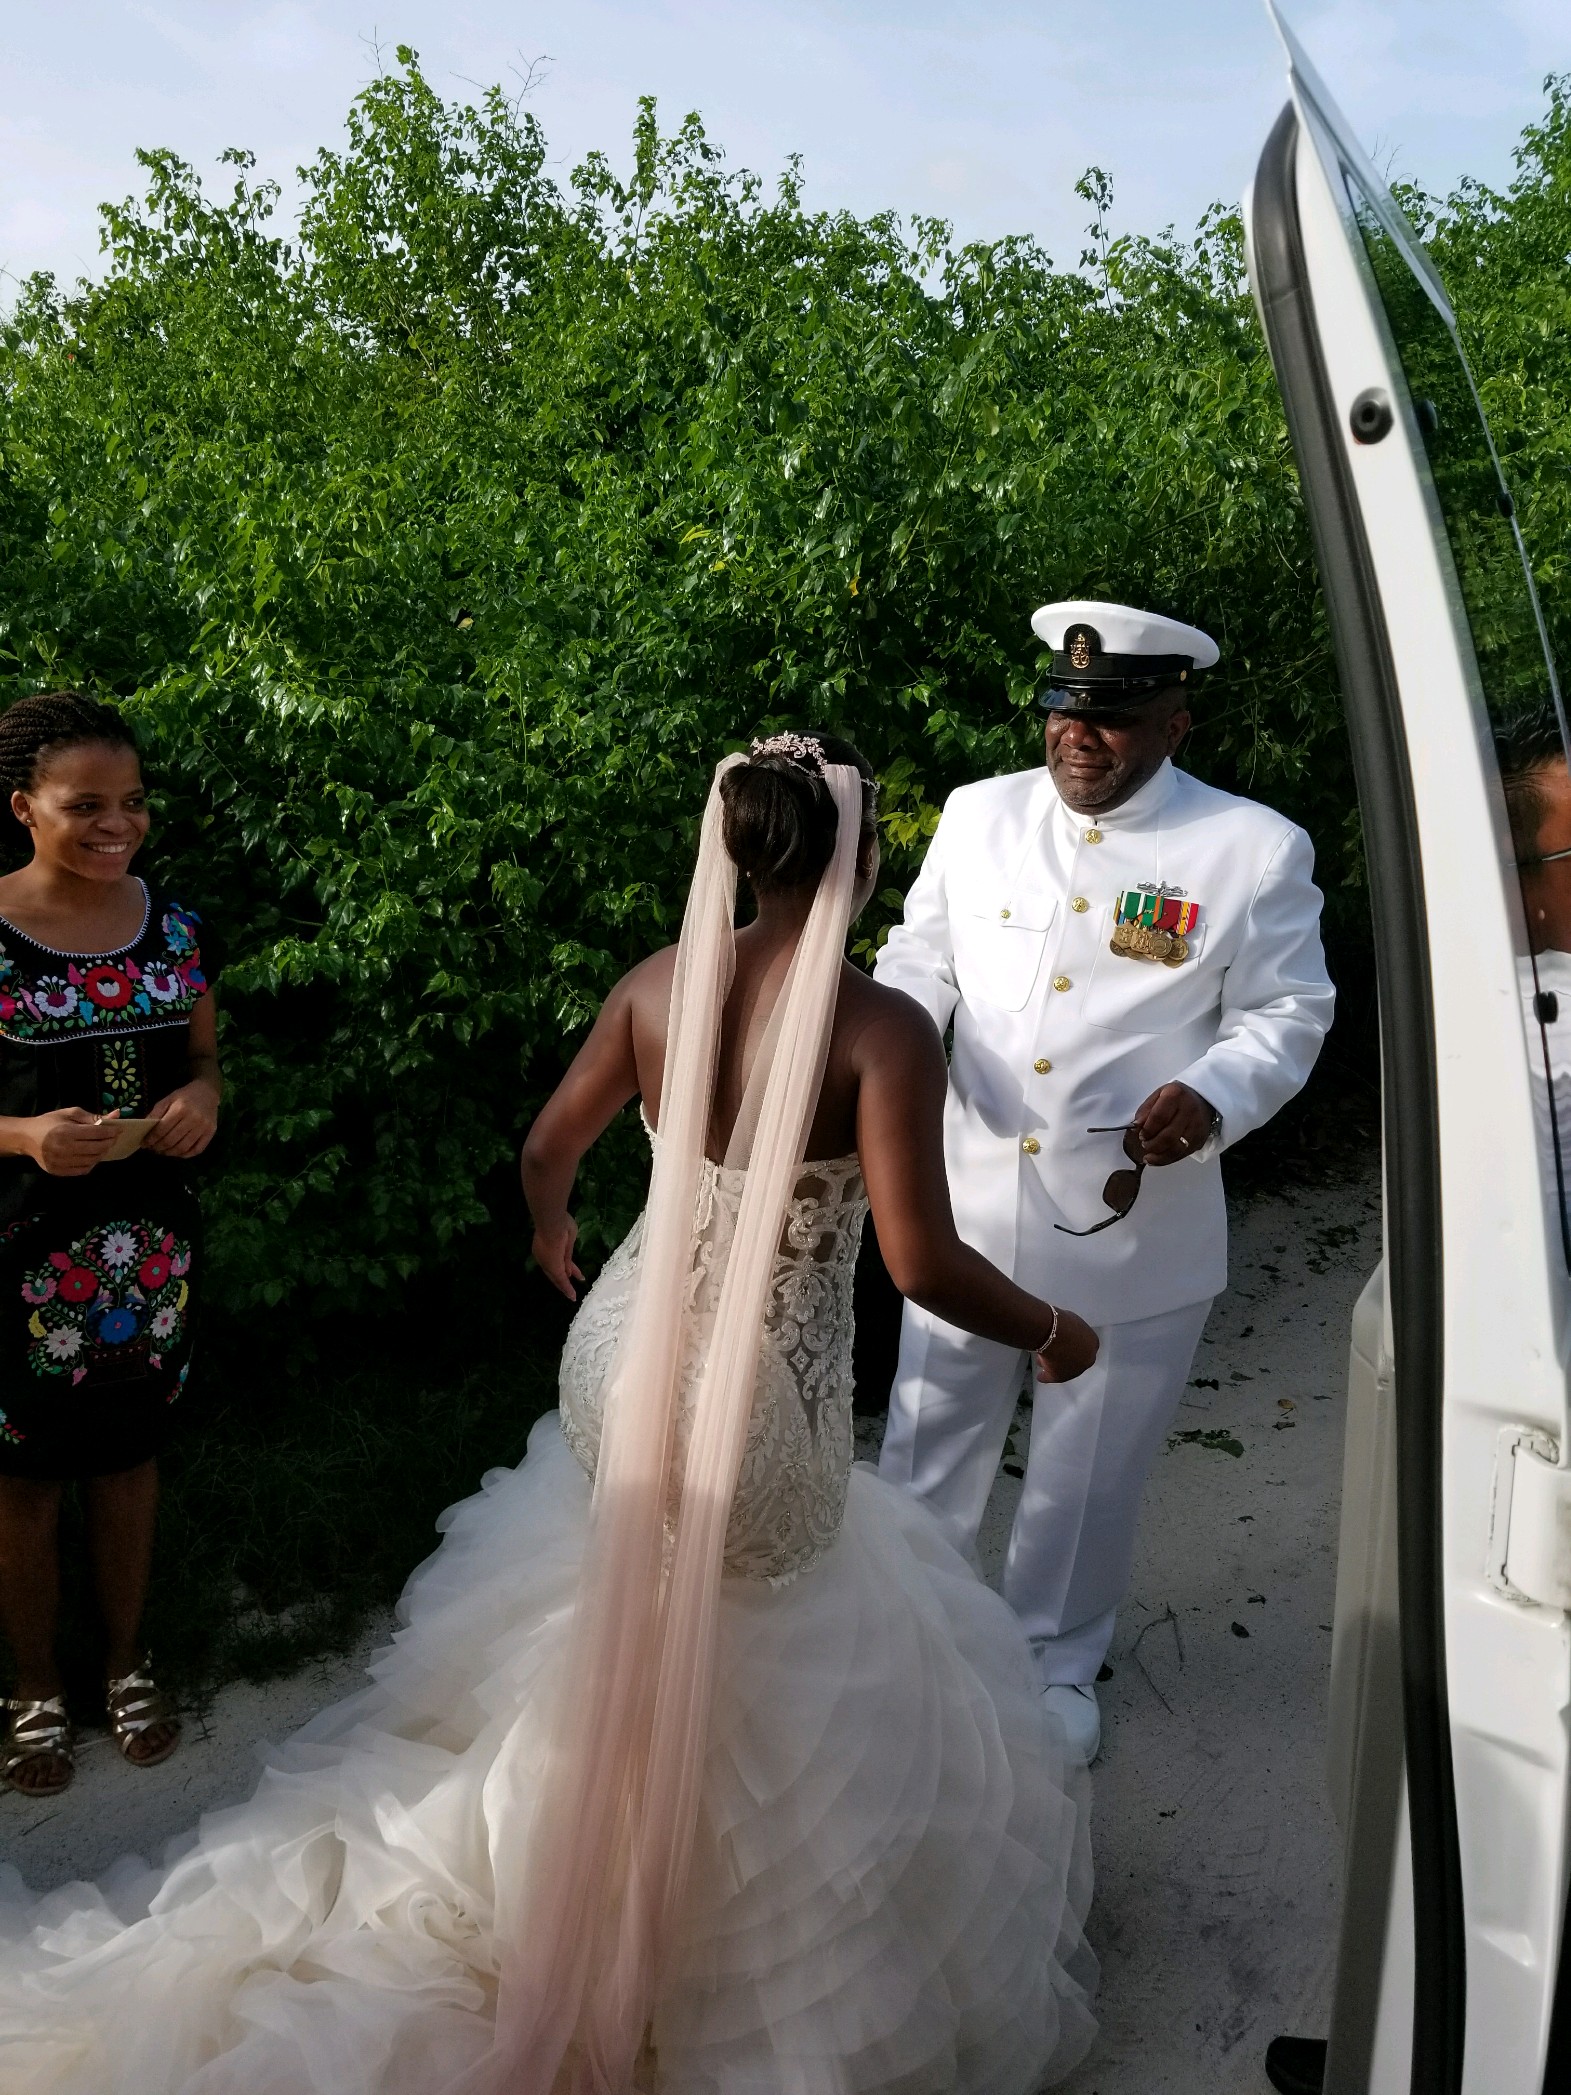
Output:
[105, 1659, 181, 1768]
[2, 1695, 75, 1796]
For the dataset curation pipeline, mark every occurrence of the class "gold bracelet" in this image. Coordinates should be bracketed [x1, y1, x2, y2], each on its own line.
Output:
[1034, 1304, 1060, 1357]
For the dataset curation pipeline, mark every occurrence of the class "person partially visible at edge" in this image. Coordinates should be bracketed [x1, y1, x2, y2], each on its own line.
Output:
[1499, 700, 1571, 956]
[0, 693, 221, 1800]
[873, 600, 1336, 1765]
[1496, 700, 1571, 1230]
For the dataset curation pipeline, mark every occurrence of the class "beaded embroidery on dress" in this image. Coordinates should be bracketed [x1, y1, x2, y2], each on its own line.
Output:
[560, 1127, 868, 1584]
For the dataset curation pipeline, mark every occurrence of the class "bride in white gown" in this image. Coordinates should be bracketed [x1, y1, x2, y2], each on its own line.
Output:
[0, 735, 1099, 2094]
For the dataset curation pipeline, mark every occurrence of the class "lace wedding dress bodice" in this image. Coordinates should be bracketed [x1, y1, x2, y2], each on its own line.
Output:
[559, 1129, 869, 1583]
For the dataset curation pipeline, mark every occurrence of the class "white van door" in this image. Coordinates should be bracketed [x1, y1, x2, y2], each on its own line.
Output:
[1245, 11, 1571, 2094]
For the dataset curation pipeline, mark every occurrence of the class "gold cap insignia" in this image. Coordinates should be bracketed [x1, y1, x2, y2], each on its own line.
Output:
[1068, 628, 1092, 671]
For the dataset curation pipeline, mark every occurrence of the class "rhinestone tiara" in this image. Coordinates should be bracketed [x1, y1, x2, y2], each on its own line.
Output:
[748, 731, 826, 771]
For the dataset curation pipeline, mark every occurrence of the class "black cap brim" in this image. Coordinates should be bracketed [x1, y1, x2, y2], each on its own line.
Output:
[1037, 676, 1192, 717]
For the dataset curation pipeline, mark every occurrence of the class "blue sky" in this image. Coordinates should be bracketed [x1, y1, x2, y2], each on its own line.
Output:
[2, 1, 1565, 296]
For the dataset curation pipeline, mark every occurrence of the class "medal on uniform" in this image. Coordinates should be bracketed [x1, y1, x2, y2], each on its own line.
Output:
[1111, 885, 1201, 966]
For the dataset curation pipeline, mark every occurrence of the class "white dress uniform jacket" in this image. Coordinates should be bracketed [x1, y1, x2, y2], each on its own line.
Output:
[874, 758, 1335, 1323]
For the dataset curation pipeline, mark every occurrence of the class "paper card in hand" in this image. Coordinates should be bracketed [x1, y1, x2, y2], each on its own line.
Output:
[99, 1118, 156, 1162]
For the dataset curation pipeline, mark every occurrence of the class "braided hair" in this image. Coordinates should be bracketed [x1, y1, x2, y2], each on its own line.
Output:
[0, 692, 141, 865]
[720, 732, 878, 894]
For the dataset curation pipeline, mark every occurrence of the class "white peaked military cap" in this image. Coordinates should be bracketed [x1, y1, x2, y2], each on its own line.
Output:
[1030, 599, 1219, 714]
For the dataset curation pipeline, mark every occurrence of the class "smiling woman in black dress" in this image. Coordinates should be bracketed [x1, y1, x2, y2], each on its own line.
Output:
[0, 693, 222, 1798]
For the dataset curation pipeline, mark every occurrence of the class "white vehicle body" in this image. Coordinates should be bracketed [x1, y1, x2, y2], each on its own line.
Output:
[1247, 9, 1571, 2090]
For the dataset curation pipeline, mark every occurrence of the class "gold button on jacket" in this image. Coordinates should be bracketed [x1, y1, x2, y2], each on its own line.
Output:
[1033, 1057, 1052, 1074]
[1021, 1136, 1041, 1155]
[1083, 828, 1103, 844]
[1071, 896, 1088, 912]
[1052, 975, 1071, 992]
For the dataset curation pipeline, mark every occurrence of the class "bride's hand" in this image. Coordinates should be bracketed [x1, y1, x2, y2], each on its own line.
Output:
[532, 1215, 585, 1301]
[1033, 1308, 1099, 1384]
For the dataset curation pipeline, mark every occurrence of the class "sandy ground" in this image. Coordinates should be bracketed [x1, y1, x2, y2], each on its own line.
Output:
[1040, 1163, 1380, 2094]
[1, 1622, 395, 1892]
[1, 1162, 1380, 2092]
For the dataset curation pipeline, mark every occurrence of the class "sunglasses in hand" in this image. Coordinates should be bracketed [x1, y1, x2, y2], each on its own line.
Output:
[1053, 1123, 1146, 1238]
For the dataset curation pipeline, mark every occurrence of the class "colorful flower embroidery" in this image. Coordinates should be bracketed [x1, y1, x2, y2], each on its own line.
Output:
[0, 897, 206, 1043]
[22, 1222, 192, 1380]
[162, 907, 199, 957]
[83, 964, 134, 1010]
[142, 966, 184, 1004]
[33, 978, 77, 1020]
[99, 1035, 143, 1114]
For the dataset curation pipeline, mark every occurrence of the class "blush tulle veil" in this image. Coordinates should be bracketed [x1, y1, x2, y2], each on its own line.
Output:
[461, 754, 864, 2094]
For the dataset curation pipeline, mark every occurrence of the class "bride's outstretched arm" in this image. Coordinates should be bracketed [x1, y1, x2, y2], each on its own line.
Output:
[853, 992, 1098, 1384]
[520, 955, 670, 1298]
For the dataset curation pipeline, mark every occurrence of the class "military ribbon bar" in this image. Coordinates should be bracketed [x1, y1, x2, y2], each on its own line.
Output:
[1116, 889, 1200, 935]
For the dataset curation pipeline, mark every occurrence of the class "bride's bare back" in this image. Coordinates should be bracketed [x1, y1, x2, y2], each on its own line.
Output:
[522, 927, 1097, 1384]
[623, 932, 895, 1166]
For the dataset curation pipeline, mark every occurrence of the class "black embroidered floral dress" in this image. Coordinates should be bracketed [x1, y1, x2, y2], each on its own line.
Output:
[0, 883, 211, 1479]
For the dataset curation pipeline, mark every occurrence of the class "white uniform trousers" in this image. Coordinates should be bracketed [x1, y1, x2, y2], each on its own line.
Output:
[879, 1295, 1214, 1686]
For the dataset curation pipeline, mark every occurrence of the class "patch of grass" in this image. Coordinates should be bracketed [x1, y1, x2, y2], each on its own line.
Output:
[1167, 1427, 1245, 1459]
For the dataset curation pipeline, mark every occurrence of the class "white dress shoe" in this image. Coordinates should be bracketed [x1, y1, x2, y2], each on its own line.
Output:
[1041, 1682, 1101, 1764]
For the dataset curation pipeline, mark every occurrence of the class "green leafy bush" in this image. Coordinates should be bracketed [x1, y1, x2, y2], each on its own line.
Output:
[1, 53, 1567, 1325]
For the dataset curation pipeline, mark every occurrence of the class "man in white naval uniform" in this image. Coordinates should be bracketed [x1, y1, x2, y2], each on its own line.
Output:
[875, 600, 1336, 1760]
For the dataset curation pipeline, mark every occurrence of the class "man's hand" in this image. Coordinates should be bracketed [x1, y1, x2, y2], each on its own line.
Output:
[25, 1108, 122, 1177]
[1132, 1081, 1217, 1166]
[144, 1080, 221, 1159]
[533, 1215, 586, 1301]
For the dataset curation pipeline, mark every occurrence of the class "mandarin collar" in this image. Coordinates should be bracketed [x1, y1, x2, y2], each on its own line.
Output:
[1049, 756, 1178, 833]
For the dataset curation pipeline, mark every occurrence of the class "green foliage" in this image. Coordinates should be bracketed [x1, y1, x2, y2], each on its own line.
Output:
[1, 53, 1567, 1325]
[1401, 77, 1571, 682]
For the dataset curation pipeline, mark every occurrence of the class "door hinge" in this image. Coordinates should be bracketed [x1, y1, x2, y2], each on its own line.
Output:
[1489, 1427, 1571, 1611]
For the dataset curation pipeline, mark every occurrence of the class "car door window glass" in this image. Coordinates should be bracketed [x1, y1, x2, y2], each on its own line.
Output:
[1343, 166, 1571, 1264]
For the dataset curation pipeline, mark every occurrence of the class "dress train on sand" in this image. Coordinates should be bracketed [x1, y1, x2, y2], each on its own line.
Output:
[0, 1143, 1095, 2093]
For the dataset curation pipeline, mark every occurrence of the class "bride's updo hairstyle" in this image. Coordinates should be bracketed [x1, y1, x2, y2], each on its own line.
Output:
[721, 732, 877, 894]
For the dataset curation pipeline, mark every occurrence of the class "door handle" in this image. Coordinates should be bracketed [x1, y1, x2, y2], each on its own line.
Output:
[1488, 1426, 1571, 1610]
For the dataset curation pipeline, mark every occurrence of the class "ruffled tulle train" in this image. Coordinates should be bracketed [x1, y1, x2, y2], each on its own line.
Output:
[0, 1419, 1096, 2093]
